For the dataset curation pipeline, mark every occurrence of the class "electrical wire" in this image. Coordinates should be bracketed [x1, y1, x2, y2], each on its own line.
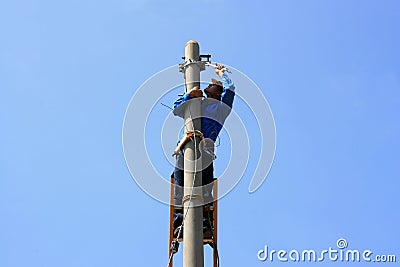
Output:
[161, 102, 173, 110]
[206, 211, 220, 267]
[205, 62, 231, 74]
[167, 93, 200, 267]
[175, 105, 198, 232]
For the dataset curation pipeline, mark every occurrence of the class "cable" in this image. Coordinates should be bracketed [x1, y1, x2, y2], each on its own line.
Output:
[161, 102, 173, 110]
[167, 102, 200, 267]
[205, 62, 231, 74]
[176, 105, 198, 232]
[206, 211, 220, 267]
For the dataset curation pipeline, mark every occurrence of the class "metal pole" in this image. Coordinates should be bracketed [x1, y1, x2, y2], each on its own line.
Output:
[183, 40, 204, 267]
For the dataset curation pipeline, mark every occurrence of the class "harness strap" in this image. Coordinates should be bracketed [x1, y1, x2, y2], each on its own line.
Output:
[172, 130, 204, 156]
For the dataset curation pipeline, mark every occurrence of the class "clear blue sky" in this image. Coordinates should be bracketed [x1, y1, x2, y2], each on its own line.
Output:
[1, 1, 399, 266]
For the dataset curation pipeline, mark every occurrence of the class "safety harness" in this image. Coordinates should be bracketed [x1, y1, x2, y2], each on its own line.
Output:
[172, 130, 204, 156]
[172, 130, 216, 160]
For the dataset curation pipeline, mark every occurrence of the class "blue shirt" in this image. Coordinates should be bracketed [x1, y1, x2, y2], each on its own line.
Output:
[173, 73, 235, 141]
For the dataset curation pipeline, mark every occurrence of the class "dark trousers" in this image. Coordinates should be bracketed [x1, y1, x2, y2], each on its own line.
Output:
[173, 153, 214, 229]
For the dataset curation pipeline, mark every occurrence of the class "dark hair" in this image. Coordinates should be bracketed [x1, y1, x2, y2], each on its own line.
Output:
[207, 84, 223, 93]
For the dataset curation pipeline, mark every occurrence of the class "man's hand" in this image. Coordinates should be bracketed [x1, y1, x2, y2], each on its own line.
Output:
[214, 64, 226, 78]
[188, 86, 203, 98]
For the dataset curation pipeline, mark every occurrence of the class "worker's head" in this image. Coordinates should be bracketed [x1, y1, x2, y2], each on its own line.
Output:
[204, 78, 223, 100]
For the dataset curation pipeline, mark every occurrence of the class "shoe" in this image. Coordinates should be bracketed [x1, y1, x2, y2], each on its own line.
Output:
[171, 240, 179, 254]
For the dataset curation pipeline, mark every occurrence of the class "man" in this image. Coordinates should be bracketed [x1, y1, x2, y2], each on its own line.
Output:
[172, 64, 235, 237]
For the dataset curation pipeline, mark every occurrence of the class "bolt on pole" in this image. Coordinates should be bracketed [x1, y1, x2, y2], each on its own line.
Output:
[183, 40, 204, 267]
